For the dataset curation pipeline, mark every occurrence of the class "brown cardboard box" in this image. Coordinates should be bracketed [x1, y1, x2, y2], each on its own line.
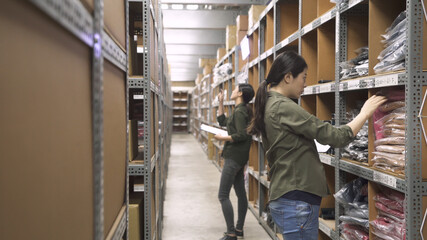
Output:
[195, 73, 203, 84]
[248, 5, 266, 29]
[237, 30, 247, 45]
[203, 65, 212, 76]
[199, 58, 216, 68]
[236, 15, 248, 31]
[129, 198, 143, 240]
[226, 25, 237, 51]
[217, 48, 226, 62]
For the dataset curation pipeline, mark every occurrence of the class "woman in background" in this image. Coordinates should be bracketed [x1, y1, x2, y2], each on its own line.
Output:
[215, 84, 255, 240]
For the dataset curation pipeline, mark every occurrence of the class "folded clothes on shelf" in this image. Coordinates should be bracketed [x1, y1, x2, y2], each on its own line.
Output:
[340, 47, 369, 80]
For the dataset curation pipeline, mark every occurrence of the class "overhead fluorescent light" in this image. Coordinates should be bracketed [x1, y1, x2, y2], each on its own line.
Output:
[171, 4, 184, 10]
[186, 4, 198, 10]
[161, 4, 168, 9]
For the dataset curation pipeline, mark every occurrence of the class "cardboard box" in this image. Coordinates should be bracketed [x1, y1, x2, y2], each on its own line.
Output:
[129, 198, 143, 240]
[226, 25, 237, 51]
[236, 15, 248, 31]
[217, 48, 226, 62]
[237, 30, 247, 45]
[196, 73, 203, 84]
[248, 5, 266, 29]
[198, 58, 216, 68]
[203, 65, 212, 76]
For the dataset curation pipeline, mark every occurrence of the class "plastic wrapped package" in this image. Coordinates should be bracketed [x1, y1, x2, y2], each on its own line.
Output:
[385, 123, 406, 130]
[345, 207, 369, 219]
[334, 178, 368, 206]
[375, 112, 405, 126]
[213, 63, 233, 84]
[382, 128, 405, 137]
[340, 223, 369, 240]
[374, 137, 405, 146]
[378, 210, 405, 224]
[379, 101, 405, 112]
[339, 216, 369, 229]
[340, 47, 369, 80]
[375, 145, 405, 154]
[372, 163, 404, 175]
[372, 152, 405, 165]
[375, 202, 405, 219]
[343, 108, 369, 162]
[374, 193, 404, 212]
[374, 11, 407, 74]
[371, 217, 405, 240]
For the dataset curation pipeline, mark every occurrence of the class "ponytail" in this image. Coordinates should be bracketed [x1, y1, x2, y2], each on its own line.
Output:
[247, 80, 269, 137]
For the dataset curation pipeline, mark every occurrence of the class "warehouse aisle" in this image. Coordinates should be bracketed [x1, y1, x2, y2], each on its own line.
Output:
[162, 134, 272, 240]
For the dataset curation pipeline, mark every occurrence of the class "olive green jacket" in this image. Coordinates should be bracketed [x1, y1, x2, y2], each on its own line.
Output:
[263, 91, 354, 201]
[217, 103, 252, 167]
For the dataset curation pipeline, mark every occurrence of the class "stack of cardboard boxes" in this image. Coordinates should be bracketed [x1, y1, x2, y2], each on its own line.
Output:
[248, 5, 266, 29]
[199, 58, 216, 76]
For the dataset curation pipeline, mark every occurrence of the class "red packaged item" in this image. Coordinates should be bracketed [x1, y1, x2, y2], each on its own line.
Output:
[379, 101, 405, 112]
[371, 217, 405, 240]
[375, 202, 405, 219]
[340, 223, 369, 240]
[373, 193, 404, 212]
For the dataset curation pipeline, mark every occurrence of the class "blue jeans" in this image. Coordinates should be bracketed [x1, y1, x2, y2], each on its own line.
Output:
[269, 197, 320, 240]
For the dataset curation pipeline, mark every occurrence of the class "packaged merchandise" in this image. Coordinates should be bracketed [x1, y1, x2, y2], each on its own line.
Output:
[340, 223, 369, 240]
[213, 63, 233, 84]
[375, 145, 405, 154]
[374, 11, 407, 74]
[340, 47, 369, 80]
[379, 101, 405, 112]
[343, 107, 369, 162]
[371, 189, 406, 240]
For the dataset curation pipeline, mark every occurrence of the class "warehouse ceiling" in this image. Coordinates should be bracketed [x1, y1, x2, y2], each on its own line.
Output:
[162, 0, 268, 82]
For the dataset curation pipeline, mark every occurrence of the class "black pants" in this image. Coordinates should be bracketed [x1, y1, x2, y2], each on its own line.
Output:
[218, 159, 248, 234]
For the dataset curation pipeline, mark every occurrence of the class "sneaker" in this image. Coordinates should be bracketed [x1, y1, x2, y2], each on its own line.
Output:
[235, 230, 244, 239]
[219, 234, 237, 240]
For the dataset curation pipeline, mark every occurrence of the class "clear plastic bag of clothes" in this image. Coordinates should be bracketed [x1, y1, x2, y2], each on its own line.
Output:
[384, 11, 406, 36]
[382, 18, 407, 47]
[334, 178, 368, 205]
[379, 101, 405, 112]
[375, 144, 405, 154]
[340, 48, 369, 80]
[382, 128, 405, 138]
[373, 163, 404, 175]
[374, 137, 405, 146]
[371, 217, 405, 240]
[340, 223, 369, 240]
[344, 206, 369, 219]
[374, 193, 404, 212]
[375, 201, 405, 219]
[339, 216, 369, 229]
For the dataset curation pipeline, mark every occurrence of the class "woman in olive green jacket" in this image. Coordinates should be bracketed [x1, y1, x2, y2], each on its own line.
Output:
[215, 83, 254, 240]
[247, 51, 386, 240]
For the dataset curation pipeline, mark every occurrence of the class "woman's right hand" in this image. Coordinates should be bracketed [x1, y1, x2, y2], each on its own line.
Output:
[360, 95, 388, 119]
[218, 89, 224, 104]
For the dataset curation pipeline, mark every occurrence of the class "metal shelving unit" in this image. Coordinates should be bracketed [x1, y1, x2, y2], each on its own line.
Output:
[127, 0, 171, 239]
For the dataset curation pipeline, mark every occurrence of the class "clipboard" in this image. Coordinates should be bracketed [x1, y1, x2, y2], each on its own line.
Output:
[200, 124, 229, 136]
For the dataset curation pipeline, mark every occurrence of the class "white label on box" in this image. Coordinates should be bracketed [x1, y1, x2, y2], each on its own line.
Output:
[319, 84, 332, 93]
[319, 221, 331, 237]
[373, 171, 397, 188]
[348, 80, 360, 90]
[319, 154, 332, 166]
[375, 74, 398, 87]
[134, 95, 145, 100]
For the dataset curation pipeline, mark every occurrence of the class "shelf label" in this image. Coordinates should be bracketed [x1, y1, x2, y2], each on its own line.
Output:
[282, 38, 289, 46]
[349, 0, 360, 8]
[303, 24, 313, 34]
[312, 87, 317, 94]
[321, 10, 333, 23]
[319, 154, 332, 165]
[134, 95, 145, 100]
[319, 84, 332, 93]
[319, 222, 331, 237]
[347, 80, 360, 90]
[375, 74, 398, 87]
[303, 87, 311, 95]
[373, 171, 397, 188]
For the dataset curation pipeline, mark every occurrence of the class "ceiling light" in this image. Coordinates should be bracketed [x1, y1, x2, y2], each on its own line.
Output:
[186, 4, 198, 10]
[171, 4, 184, 10]
[161, 4, 168, 9]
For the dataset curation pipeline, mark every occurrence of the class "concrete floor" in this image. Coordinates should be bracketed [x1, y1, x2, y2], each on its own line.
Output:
[162, 134, 272, 240]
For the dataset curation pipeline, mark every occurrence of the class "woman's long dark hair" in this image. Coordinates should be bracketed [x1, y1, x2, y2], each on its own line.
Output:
[247, 51, 307, 137]
[238, 83, 255, 120]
